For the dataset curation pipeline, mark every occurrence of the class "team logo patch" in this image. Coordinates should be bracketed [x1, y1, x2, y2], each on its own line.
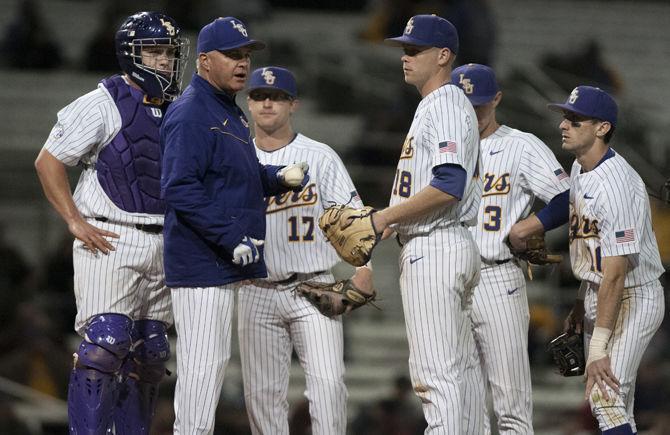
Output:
[615, 229, 635, 243]
[404, 17, 414, 34]
[230, 19, 248, 37]
[160, 18, 176, 36]
[262, 69, 276, 85]
[439, 141, 457, 153]
[400, 136, 414, 159]
[52, 122, 64, 139]
[568, 88, 579, 104]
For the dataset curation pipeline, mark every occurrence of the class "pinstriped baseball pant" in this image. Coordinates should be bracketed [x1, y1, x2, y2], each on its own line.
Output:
[469, 261, 532, 434]
[399, 226, 487, 434]
[584, 280, 664, 433]
[171, 285, 237, 435]
[238, 274, 347, 435]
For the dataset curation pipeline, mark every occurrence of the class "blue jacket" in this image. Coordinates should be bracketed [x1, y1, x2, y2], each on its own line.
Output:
[160, 74, 286, 287]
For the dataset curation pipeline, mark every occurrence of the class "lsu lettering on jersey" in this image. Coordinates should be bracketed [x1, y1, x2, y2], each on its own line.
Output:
[472, 125, 571, 261]
[389, 84, 481, 236]
[44, 82, 164, 225]
[569, 149, 664, 287]
[256, 134, 363, 281]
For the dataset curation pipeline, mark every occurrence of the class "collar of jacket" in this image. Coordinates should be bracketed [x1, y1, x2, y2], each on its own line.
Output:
[191, 73, 239, 106]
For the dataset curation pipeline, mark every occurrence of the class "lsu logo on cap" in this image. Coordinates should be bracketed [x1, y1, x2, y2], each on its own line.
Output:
[568, 88, 579, 104]
[458, 74, 474, 94]
[160, 18, 176, 36]
[230, 19, 248, 37]
[262, 69, 276, 85]
[404, 17, 414, 35]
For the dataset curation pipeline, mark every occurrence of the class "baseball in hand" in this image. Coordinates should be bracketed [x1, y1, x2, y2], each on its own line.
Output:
[281, 163, 307, 187]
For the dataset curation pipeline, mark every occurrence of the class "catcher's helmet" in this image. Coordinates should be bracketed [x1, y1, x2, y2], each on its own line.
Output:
[115, 11, 189, 102]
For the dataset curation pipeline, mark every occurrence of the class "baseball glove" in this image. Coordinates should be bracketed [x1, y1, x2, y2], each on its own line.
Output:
[319, 205, 380, 267]
[510, 234, 563, 265]
[296, 279, 379, 318]
[546, 331, 585, 377]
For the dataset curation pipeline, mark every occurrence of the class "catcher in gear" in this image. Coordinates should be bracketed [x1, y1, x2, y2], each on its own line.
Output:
[547, 331, 586, 377]
[318, 205, 380, 267]
[297, 279, 379, 318]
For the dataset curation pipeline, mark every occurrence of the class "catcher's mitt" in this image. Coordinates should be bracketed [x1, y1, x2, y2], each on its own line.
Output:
[546, 331, 585, 377]
[510, 234, 563, 265]
[319, 205, 380, 267]
[296, 279, 379, 318]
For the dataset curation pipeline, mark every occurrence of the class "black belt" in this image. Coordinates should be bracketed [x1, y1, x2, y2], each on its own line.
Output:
[482, 258, 511, 266]
[273, 271, 327, 285]
[95, 217, 163, 234]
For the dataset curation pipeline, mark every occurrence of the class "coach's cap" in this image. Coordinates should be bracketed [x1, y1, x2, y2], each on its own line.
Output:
[548, 85, 618, 127]
[197, 16, 265, 54]
[247, 67, 297, 97]
[451, 63, 499, 105]
[385, 15, 459, 53]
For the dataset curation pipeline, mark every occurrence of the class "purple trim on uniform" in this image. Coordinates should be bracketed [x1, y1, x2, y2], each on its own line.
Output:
[602, 423, 634, 435]
[581, 148, 615, 174]
[430, 164, 466, 200]
[536, 190, 569, 231]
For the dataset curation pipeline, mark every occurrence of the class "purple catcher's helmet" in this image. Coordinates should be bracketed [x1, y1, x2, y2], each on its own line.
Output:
[115, 11, 189, 102]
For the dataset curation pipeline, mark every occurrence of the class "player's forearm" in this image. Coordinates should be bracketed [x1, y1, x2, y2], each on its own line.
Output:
[375, 186, 457, 230]
[34, 149, 82, 224]
[594, 256, 627, 330]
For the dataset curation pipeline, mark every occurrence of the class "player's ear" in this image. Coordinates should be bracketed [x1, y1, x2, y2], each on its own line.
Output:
[595, 121, 612, 139]
[437, 47, 453, 67]
[492, 91, 503, 108]
[289, 98, 299, 115]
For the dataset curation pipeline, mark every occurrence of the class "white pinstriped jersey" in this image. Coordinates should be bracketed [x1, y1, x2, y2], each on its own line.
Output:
[389, 84, 481, 236]
[472, 125, 571, 261]
[569, 149, 664, 287]
[43, 80, 164, 225]
[255, 133, 363, 281]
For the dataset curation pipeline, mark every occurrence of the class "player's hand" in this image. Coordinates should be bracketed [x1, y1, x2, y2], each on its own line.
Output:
[381, 227, 395, 240]
[278, 162, 309, 190]
[68, 217, 119, 255]
[371, 211, 388, 235]
[507, 223, 527, 251]
[563, 300, 585, 334]
[232, 236, 264, 266]
[584, 355, 619, 401]
[351, 266, 374, 296]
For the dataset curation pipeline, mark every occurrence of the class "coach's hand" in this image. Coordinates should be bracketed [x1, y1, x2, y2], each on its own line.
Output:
[232, 236, 264, 266]
[69, 216, 119, 255]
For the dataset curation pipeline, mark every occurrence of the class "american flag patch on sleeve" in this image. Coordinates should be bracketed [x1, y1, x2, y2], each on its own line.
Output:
[350, 190, 361, 202]
[439, 141, 457, 153]
[554, 168, 568, 180]
[615, 229, 635, 243]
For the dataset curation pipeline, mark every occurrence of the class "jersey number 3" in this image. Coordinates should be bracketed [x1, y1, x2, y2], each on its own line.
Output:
[483, 205, 502, 231]
[288, 216, 315, 242]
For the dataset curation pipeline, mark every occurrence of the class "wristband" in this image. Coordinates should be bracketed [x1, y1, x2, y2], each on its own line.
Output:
[586, 326, 611, 367]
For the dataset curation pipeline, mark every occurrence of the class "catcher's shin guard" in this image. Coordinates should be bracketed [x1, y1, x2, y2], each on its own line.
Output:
[68, 314, 132, 434]
[114, 320, 170, 434]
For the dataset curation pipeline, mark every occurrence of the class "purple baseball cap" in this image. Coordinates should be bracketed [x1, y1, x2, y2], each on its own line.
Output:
[451, 63, 499, 105]
[247, 67, 297, 97]
[385, 15, 459, 53]
[197, 17, 265, 54]
[548, 86, 618, 126]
